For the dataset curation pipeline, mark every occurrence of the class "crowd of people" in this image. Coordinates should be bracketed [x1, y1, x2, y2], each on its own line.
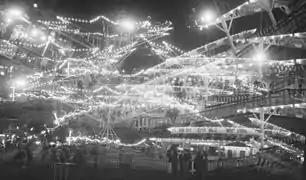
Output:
[167, 145, 210, 180]
[1, 140, 86, 169]
[1, 139, 303, 180]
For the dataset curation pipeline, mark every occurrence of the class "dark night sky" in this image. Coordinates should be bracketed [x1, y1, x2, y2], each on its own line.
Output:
[32, 0, 285, 71]
[38, 0, 260, 50]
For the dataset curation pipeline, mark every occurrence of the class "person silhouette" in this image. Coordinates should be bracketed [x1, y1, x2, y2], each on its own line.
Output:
[168, 145, 178, 178]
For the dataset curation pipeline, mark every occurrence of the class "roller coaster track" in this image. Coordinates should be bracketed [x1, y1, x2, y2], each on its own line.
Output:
[236, 2, 306, 57]
[118, 89, 305, 126]
[199, 2, 306, 118]
[200, 89, 305, 119]
[212, 0, 294, 24]
[193, 1, 306, 58]
[209, 153, 300, 176]
[0, 39, 48, 71]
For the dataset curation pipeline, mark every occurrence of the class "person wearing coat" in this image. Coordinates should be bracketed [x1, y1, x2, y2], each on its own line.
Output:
[179, 150, 191, 178]
[90, 145, 99, 168]
[168, 146, 178, 178]
[203, 152, 208, 176]
[179, 152, 185, 175]
[195, 150, 208, 180]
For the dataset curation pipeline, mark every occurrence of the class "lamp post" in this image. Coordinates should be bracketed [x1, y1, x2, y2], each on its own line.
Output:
[303, 133, 306, 179]
[254, 50, 265, 148]
[12, 86, 15, 102]
[254, 50, 271, 149]
[68, 129, 72, 146]
[11, 79, 26, 102]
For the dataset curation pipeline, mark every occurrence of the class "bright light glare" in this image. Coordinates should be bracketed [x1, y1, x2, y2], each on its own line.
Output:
[200, 10, 216, 23]
[30, 28, 39, 37]
[40, 35, 47, 41]
[7, 8, 23, 17]
[14, 79, 26, 87]
[254, 52, 266, 61]
[120, 20, 136, 32]
[6, 18, 12, 23]
[33, 4, 38, 8]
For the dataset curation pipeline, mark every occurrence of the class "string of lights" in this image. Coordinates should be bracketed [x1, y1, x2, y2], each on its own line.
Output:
[0, 4, 304, 160]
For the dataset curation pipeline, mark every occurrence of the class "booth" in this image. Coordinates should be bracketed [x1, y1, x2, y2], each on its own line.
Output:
[221, 142, 252, 158]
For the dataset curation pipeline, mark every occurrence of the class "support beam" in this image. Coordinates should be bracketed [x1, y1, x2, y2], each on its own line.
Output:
[258, 106, 274, 148]
[260, 107, 265, 148]
[257, 0, 277, 26]
[213, 0, 236, 55]
[101, 109, 118, 141]
[268, 10, 277, 26]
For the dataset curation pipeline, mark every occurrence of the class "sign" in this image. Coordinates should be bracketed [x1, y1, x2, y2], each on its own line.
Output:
[169, 127, 260, 136]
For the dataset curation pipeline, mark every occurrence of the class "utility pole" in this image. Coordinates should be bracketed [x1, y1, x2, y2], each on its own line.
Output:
[302, 127, 306, 179]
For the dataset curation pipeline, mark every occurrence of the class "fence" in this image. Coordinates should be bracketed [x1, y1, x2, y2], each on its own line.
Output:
[1, 148, 300, 179]
[97, 153, 301, 176]
[90, 154, 257, 172]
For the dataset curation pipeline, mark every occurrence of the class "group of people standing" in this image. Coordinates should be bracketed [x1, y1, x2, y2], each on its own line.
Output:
[13, 141, 33, 168]
[10, 140, 85, 170]
[167, 145, 209, 179]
